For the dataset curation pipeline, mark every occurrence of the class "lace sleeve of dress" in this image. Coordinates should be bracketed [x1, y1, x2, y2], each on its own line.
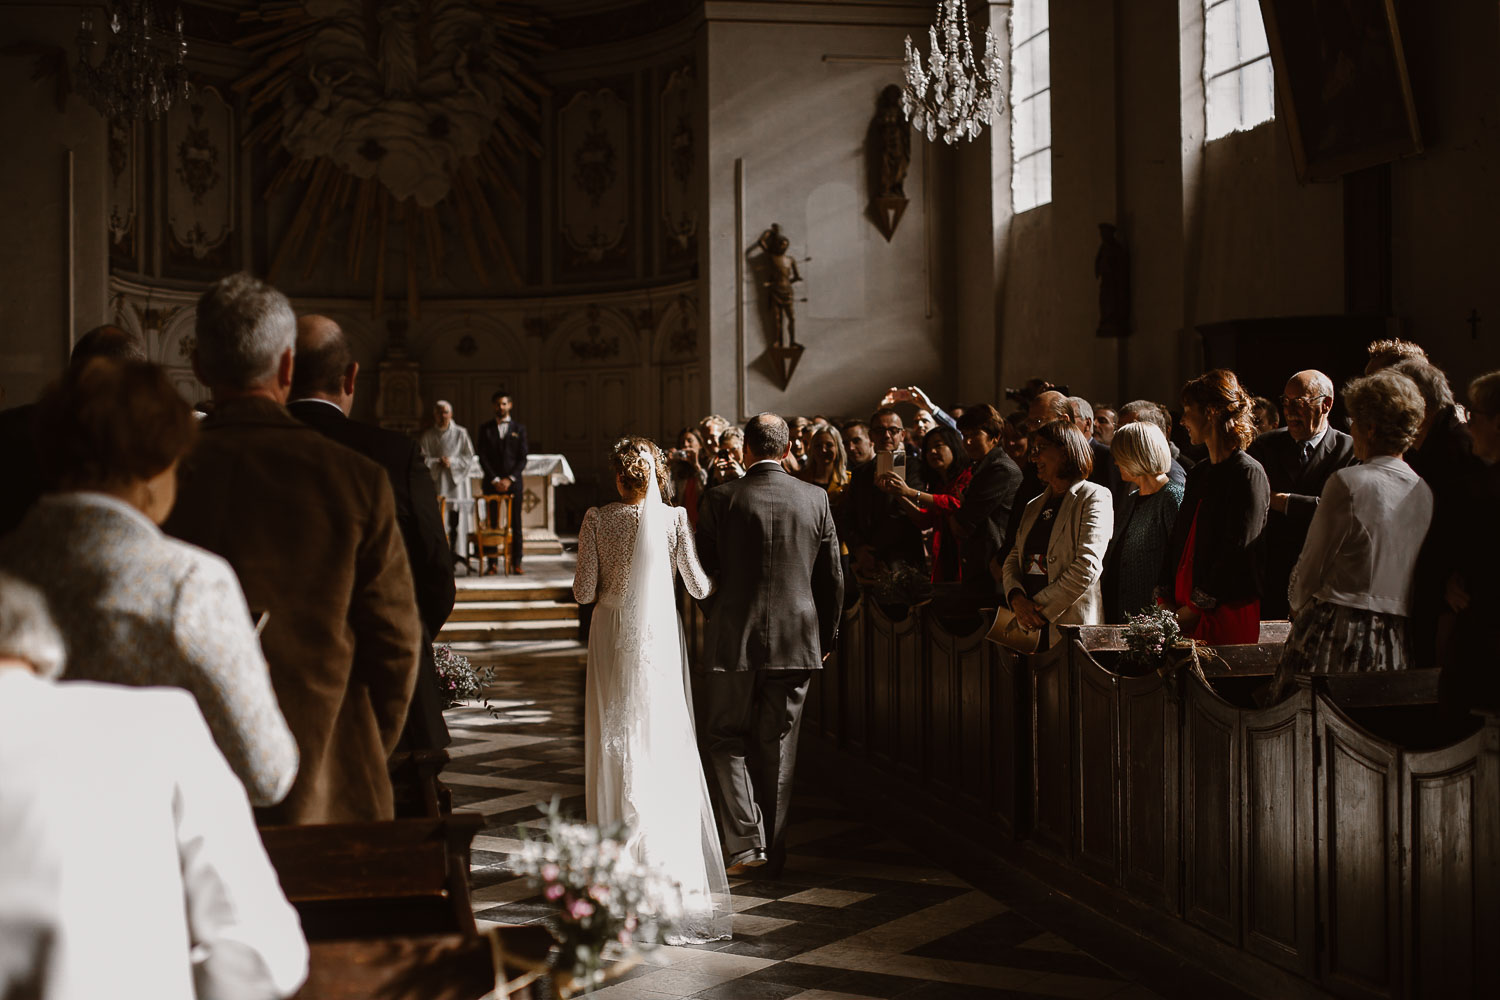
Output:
[673, 506, 713, 599]
[573, 508, 599, 604]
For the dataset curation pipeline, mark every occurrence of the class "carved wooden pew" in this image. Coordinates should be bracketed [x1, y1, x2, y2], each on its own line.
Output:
[289, 927, 555, 1000]
[259, 815, 485, 941]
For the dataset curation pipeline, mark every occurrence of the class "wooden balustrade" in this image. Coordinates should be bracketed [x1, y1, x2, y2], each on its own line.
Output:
[673, 589, 1500, 1000]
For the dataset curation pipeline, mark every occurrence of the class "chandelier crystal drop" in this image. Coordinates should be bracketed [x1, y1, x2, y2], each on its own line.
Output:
[75, 1, 191, 121]
[901, 0, 1003, 144]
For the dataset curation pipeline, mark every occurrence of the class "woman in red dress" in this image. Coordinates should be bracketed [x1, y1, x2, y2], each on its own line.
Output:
[877, 425, 971, 582]
[1157, 370, 1270, 645]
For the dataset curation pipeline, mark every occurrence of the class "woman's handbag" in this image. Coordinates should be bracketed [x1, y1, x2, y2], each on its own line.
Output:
[985, 605, 1042, 654]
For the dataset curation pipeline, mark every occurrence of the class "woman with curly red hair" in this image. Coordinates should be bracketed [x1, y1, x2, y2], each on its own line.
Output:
[1157, 369, 1270, 644]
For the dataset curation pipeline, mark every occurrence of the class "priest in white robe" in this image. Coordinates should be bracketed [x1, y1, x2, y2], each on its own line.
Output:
[419, 400, 480, 566]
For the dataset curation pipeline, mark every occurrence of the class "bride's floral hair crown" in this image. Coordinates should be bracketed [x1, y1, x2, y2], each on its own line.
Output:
[609, 437, 673, 502]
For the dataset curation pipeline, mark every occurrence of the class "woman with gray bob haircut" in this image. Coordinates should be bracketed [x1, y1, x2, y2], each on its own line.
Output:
[1277, 370, 1432, 681]
[1103, 422, 1184, 621]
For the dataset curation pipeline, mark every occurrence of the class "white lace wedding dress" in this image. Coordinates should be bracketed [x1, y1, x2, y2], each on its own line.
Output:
[572, 466, 732, 944]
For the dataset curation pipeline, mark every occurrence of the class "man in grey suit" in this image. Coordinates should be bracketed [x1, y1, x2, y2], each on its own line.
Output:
[695, 413, 843, 877]
[1247, 369, 1357, 620]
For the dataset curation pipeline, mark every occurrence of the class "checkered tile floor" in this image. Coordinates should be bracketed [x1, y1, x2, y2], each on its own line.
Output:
[444, 641, 1163, 1000]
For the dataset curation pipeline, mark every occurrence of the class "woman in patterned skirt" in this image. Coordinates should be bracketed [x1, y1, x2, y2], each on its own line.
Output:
[1279, 370, 1433, 675]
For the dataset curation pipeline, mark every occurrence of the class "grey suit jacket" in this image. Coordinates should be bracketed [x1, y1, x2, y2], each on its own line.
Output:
[695, 462, 844, 671]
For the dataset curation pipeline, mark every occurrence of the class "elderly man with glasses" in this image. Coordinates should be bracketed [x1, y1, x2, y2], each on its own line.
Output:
[1247, 369, 1357, 620]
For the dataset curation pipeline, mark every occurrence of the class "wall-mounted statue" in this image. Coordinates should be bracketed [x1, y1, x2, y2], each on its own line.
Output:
[756, 223, 802, 348]
[867, 85, 911, 242]
[751, 223, 806, 388]
[1095, 223, 1131, 338]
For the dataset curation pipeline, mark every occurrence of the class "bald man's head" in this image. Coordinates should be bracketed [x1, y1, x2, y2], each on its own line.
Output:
[70, 324, 145, 372]
[1027, 390, 1071, 429]
[290, 314, 355, 404]
[744, 412, 791, 461]
[1282, 369, 1334, 442]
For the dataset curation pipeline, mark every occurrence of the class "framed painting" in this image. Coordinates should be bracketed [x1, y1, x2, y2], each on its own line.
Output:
[1259, 0, 1422, 181]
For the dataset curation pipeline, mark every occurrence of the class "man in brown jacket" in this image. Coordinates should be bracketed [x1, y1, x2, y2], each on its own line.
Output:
[165, 273, 421, 825]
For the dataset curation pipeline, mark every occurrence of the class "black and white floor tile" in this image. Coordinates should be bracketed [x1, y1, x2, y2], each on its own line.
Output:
[444, 640, 1166, 1000]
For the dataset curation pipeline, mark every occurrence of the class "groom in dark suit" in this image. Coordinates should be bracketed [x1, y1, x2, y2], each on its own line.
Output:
[695, 413, 844, 877]
[1247, 369, 1357, 620]
[476, 390, 528, 573]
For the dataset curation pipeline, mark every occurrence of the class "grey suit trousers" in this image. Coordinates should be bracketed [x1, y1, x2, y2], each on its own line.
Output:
[693, 669, 813, 860]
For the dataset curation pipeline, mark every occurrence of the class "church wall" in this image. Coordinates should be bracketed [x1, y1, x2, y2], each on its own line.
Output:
[994, 0, 1122, 408]
[1387, 0, 1500, 392]
[702, 5, 956, 423]
[996, 0, 1345, 412]
[990, 0, 1500, 411]
[0, 6, 111, 409]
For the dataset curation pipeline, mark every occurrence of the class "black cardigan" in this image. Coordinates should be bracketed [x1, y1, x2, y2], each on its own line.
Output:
[1157, 448, 1269, 609]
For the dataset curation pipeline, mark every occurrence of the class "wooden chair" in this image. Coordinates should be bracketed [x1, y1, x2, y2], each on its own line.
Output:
[469, 493, 513, 576]
[259, 815, 484, 941]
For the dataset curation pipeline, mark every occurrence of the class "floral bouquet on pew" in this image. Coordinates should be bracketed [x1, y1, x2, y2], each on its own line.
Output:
[1122, 606, 1215, 685]
[512, 800, 685, 995]
[1121, 606, 1184, 670]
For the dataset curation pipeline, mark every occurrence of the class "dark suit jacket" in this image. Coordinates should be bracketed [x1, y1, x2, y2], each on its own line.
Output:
[1408, 405, 1476, 659]
[1003, 466, 1045, 563]
[288, 399, 455, 751]
[838, 455, 928, 573]
[1088, 438, 1122, 497]
[696, 463, 844, 671]
[952, 446, 1023, 600]
[0, 403, 41, 538]
[1158, 449, 1270, 609]
[164, 397, 421, 825]
[476, 419, 529, 495]
[1246, 427, 1357, 619]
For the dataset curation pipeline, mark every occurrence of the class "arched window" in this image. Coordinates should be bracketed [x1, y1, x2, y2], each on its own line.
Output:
[1204, 0, 1275, 140]
[1011, 0, 1051, 212]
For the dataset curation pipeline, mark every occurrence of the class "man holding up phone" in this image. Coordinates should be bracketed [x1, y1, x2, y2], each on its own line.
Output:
[835, 406, 928, 583]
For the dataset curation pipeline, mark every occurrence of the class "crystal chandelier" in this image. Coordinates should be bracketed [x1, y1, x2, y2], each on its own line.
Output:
[902, 0, 1003, 144]
[75, 1, 191, 121]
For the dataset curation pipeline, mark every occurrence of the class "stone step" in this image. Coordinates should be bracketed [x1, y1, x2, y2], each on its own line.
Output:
[438, 619, 580, 642]
[446, 600, 578, 623]
[454, 584, 574, 603]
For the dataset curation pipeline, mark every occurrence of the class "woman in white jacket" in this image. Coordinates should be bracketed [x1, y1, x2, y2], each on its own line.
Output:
[1281, 370, 1433, 674]
[1001, 420, 1115, 649]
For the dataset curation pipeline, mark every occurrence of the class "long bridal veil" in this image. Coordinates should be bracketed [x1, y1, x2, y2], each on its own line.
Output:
[600, 447, 731, 944]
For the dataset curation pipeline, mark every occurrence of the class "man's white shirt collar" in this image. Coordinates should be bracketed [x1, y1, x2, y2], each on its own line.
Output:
[289, 397, 344, 415]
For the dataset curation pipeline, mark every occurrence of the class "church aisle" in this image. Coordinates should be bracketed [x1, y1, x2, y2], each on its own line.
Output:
[444, 644, 1166, 1000]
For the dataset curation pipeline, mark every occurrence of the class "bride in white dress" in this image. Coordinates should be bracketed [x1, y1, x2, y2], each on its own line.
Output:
[572, 438, 732, 944]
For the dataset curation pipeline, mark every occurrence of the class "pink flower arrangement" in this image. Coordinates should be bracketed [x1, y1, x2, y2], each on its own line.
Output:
[513, 799, 685, 989]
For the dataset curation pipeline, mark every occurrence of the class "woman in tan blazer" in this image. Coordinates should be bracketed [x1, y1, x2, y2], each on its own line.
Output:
[1001, 420, 1114, 649]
